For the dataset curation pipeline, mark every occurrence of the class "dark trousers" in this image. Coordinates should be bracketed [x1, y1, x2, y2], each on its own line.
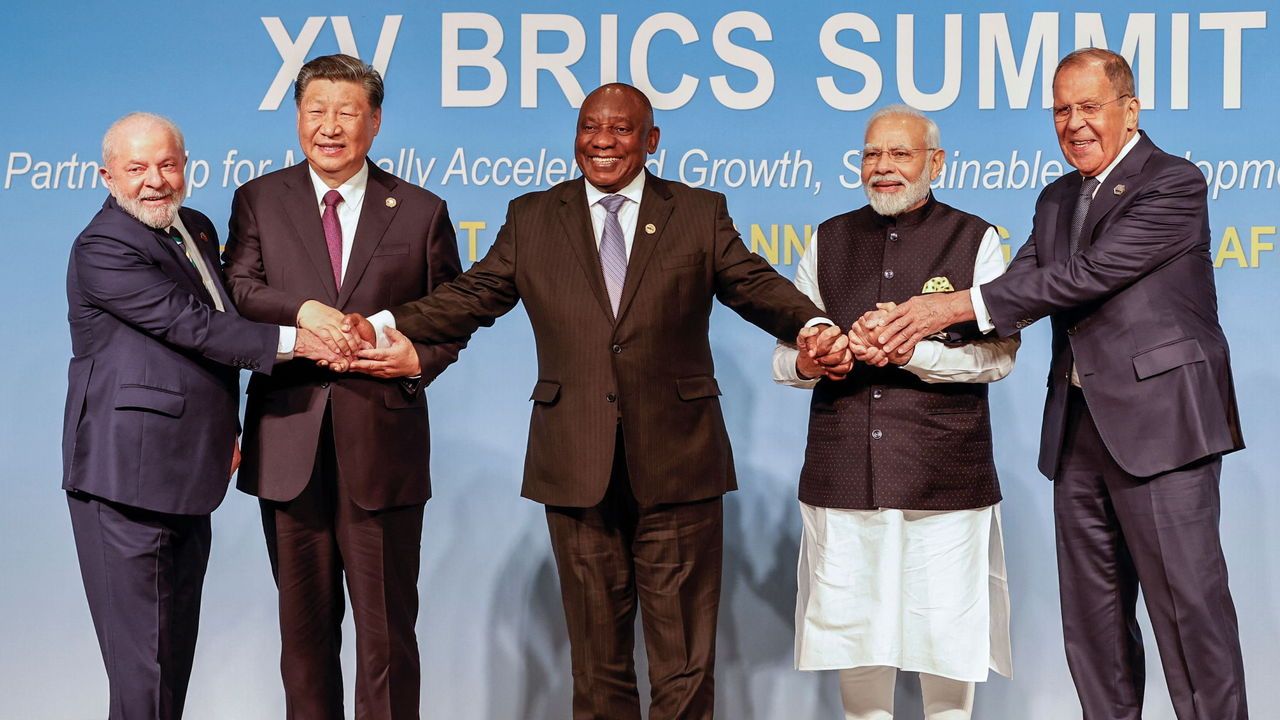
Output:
[545, 430, 724, 720]
[1055, 389, 1248, 720]
[68, 491, 211, 720]
[260, 412, 425, 720]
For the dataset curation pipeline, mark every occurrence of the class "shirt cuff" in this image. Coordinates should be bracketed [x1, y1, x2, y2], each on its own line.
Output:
[901, 339, 942, 377]
[276, 326, 296, 361]
[367, 309, 397, 349]
[970, 286, 994, 334]
[804, 316, 835, 329]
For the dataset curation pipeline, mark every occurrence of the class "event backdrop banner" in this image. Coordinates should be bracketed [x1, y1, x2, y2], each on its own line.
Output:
[1, 3, 1275, 718]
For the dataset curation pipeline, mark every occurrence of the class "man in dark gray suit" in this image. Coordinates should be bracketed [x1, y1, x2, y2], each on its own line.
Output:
[63, 113, 336, 719]
[862, 49, 1247, 719]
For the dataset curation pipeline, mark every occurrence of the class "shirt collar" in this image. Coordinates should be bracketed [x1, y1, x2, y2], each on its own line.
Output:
[308, 162, 370, 209]
[585, 170, 646, 209]
[1089, 131, 1141, 186]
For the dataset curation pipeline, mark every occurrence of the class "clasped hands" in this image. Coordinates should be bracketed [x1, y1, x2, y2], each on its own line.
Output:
[291, 300, 420, 378]
[795, 304, 906, 381]
[796, 291, 974, 380]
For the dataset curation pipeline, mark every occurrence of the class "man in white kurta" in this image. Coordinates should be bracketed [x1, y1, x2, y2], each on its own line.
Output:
[776, 106, 1018, 720]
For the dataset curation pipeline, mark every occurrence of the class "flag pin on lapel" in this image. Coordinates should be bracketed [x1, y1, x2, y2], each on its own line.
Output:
[644, 223, 656, 234]
[386, 197, 398, 208]
[1113, 184, 1126, 196]
[198, 231, 208, 243]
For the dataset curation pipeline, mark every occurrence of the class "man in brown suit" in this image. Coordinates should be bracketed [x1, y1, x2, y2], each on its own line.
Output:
[349, 83, 836, 719]
[221, 55, 464, 719]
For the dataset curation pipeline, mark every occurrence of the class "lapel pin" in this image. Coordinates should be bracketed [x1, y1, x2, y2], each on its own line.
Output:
[644, 223, 656, 235]
[386, 197, 398, 208]
[1113, 184, 1126, 196]
[198, 231, 208, 243]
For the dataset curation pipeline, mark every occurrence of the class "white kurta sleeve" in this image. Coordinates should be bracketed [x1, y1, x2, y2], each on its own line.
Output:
[902, 226, 1019, 384]
[773, 230, 824, 389]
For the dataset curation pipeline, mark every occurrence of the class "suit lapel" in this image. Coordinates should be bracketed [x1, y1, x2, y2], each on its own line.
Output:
[1053, 174, 1081, 264]
[282, 163, 339, 303]
[337, 162, 397, 308]
[180, 210, 234, 311]
[557, 179, 614, 320]
[615, 173, 673, 323]
[1079, 133, 1155, 249]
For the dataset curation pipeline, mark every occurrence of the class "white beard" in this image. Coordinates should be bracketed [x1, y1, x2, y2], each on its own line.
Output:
[111, 186, 183, 229]
[865, 171, 932, 217]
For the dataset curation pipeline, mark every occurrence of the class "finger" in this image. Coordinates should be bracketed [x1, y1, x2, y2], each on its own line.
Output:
[356, 346, 394, 361]
[348, 358, 390, 373]
[384, 326, 411, 346]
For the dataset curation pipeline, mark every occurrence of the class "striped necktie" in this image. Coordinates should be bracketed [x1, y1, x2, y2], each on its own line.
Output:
[597, 194, 628, 316]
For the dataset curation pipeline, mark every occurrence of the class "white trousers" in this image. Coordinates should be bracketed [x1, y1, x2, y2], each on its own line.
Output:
[839, 666, 975, 720]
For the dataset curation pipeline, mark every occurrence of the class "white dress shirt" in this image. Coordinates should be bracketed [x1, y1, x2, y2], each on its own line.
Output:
[773, 224, 1018, 386]
[584, 171, 645, 256]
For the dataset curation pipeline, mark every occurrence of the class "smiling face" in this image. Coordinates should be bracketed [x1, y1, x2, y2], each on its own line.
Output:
[574, 85, 659, 193]
[99, 118, 186, 229]
[297, 79, 381, 188]
[1052, 60, 1139, 177]
[861, 114, 943, 216]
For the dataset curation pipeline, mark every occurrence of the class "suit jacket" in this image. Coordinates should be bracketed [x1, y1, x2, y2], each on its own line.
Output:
[63, 198, 279, 515]
[223, 161, 464, 510]
[391, 173, 822, 507]
[981, 132, 1243, 479]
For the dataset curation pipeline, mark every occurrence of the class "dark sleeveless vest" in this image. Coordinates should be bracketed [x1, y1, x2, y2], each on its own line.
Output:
[798, 195, 1002, 510]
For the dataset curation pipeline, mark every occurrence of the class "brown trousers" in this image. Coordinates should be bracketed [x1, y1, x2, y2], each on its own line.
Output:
[546, 429, 724, 720]
[261, 410, 425, 720]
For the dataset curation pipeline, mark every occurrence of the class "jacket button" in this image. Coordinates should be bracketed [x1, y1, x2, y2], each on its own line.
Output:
[320, 381, 330, 389]
[871, 429, 883, 440]
[872, 389, 883, 399]
[606, 392, 617, 403]
[611, 344, 622, 354]
[1067, 326, 1076, 336]
[883, 270, 894, 280]
[888, 232, 898, 242]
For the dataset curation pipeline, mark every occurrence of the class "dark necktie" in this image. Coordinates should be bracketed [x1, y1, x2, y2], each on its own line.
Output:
[167, 227, 196, 268]
[597, 194, 628, 316]
[1069, 176, 1100, 254]
[322, 189, 344, 290]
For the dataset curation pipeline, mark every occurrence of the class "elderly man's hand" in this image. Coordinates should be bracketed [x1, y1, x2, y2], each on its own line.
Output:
[297, 300, 361, 358]
[796, 324, 853, 381]
[869, 292, 975, 360]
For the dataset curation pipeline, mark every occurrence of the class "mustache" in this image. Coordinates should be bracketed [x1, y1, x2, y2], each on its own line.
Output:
[867, 172, 908, 188]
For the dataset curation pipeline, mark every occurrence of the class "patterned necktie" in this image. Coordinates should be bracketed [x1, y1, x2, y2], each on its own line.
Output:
[597, 194, 628, 316]
[167, 227, 196, 268]
[322, 189, 344, 290]
[1069, 176, 1100, 254]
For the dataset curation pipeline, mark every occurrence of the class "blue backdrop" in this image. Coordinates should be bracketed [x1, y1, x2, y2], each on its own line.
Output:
[1, 3, 1275, 718]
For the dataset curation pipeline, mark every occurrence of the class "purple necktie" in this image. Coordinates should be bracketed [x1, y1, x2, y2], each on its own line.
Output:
[322, 189, 344, 290]
[597, 194, 628, 316]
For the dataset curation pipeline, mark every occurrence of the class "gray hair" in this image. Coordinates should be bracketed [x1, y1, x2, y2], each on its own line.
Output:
[1054, 47, 1135, 98]
[294, 54, 385, 109]
[101, 112, 185, 165]
[867, 104, 941, 149]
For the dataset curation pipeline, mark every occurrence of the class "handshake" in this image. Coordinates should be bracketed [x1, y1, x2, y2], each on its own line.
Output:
[291, 300, 417, 378]
[794, 302, 917, 381]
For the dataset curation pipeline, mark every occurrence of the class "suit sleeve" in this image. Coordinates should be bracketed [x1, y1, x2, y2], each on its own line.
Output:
[709, 192, 824, 340]
[410, 200, 468, 384]
[223, 186, 309, 326]
[391, 201, 522, 342]
[980, 162, 1207, 338]
[75, 230, 278, 373]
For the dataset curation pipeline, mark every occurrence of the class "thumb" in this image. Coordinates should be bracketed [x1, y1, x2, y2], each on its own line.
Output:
[384, 325, 408, 345]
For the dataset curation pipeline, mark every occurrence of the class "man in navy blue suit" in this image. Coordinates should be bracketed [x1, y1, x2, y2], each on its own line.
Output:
[63, 112, 340, 720]
[861, 49, 1247, 719]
